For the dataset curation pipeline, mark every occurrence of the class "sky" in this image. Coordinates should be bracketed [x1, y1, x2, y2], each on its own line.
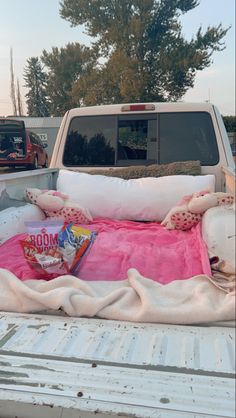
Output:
[0, 0, 235, 116]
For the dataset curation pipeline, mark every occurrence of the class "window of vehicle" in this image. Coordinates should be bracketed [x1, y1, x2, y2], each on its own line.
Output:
[62, 111, 219, 167]
[0, 132, 25, 157]
[63, 116, 117, 166]
[63, 114, 158, 166]
[118, 115, 157, 164]
[11, 135, 25, 156]
[158, 112, 219, 165]
[29, 132, 40, 146]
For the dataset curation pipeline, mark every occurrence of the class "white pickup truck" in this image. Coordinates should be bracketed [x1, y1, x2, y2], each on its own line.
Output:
[0, 102, 235, 418]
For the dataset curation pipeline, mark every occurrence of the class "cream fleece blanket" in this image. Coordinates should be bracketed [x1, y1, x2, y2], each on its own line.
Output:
[0, 268, 235, 324]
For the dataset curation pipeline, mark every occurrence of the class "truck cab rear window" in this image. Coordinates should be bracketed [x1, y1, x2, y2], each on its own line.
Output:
[63, 114, 158, 166]
[63, 116, 116, 166]
[159, 112, 219, 165]
[62, 112, 219, 166]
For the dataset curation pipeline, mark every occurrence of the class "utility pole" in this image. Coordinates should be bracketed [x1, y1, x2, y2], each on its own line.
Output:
[16, 78, 24, 116]
[10, 48, 17, 116]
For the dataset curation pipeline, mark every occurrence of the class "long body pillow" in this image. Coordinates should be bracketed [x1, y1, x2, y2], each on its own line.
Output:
[57, 170, 215, 221]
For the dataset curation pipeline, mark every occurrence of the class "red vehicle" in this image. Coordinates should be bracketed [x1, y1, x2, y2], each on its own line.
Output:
[0, 118, 48, 169]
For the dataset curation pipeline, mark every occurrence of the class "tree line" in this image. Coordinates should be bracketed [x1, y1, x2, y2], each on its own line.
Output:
[23, 0, 233, 122]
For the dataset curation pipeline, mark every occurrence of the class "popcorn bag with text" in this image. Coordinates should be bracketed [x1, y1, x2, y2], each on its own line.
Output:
[20, 220, 96, 279]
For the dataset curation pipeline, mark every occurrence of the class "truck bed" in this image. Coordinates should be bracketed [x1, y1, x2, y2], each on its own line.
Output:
[0, 312, 235, 417]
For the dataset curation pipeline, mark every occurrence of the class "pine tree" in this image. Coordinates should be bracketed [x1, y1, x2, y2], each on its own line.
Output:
[24, 57, 50, 116]
[41, 43, 95, 115]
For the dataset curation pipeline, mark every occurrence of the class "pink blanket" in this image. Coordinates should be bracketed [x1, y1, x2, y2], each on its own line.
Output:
[0, 218, 211, 283]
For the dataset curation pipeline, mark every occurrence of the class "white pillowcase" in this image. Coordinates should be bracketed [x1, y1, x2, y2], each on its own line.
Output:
[57, 170, 215, 221]
[202, 205, 235, 271]
[0, 204, 45, 245]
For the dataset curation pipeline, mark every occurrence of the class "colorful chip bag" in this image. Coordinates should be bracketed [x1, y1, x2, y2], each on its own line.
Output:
[58, 224, 97, 274]
[20, 220, 96, 278]
[21, 220, 67, 277]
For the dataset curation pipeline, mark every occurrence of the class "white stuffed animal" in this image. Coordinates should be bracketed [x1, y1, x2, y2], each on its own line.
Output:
[25, 188, 92, 224]
[161, 190, 234, 231]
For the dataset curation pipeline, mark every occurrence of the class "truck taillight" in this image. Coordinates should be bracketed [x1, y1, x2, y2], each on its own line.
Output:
[121, 104, 155, 112]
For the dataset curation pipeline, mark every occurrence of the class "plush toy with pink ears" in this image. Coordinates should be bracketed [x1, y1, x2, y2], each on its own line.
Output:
[25, 188, 93, 224]
[161, 190, 234, 231]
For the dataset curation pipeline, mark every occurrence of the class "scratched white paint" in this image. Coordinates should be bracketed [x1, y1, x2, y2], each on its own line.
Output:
[0, 313, 234, 375]
[0, 314, 235, 417]
[0, 352, 235, 418]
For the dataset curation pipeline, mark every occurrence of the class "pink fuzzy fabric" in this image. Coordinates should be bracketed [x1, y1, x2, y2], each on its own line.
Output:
[0, 218, 211, 283]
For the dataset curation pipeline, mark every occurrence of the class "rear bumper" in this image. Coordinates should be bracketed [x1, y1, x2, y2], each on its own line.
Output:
[0, 156, 32, 166]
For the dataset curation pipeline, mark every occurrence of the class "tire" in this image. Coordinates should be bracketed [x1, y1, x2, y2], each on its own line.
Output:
[30, 155, 38, 170]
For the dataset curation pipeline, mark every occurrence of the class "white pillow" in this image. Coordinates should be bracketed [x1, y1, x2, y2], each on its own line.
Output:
[202, 206, 235, 271]
[0, 204, 45, 245]
[57, 170, 215, 221]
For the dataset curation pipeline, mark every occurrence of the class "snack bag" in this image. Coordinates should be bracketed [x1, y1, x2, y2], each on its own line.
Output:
[21, 220, 96, 278]
[58, 224, 97, 274]
[24, 220, 64, 251]
[21, 220, 67, 277]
